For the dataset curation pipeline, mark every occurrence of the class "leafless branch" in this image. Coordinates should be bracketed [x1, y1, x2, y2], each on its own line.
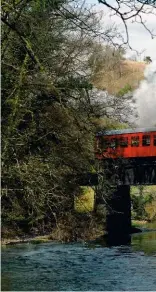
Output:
[99, 0, 156, 46]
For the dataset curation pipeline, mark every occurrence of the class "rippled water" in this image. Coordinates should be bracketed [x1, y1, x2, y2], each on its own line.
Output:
[1, 230, 156, 291]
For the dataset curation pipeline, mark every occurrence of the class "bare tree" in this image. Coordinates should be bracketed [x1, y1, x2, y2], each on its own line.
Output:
[98, 0, 156, 47]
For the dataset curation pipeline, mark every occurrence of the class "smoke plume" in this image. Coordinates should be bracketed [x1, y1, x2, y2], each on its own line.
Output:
[134, 61, 156, 127]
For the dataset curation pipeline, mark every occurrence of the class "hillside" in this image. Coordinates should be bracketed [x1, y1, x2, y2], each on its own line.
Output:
[92, 60, 146, 95]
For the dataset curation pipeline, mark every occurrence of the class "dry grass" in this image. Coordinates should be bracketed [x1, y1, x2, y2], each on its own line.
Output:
[92, 60, 146, 95]
[145, 201, 156, 222]
[49, 213, 105, 242]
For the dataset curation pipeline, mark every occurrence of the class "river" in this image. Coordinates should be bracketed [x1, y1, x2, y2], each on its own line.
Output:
[1, 228, 156, 291]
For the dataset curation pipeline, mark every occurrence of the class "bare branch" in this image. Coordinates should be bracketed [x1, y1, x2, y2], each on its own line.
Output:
[98, 0, 156, 45]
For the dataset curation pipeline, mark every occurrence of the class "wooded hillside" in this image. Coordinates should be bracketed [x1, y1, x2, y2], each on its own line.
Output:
[92, 59, 146, 95]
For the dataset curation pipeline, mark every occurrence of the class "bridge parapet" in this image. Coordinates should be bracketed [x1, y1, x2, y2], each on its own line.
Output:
[102, 157, 156, 186]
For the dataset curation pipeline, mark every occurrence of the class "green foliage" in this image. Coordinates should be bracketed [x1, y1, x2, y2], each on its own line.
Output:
[1, 0, 98, 234]
[1, 0, 136, 237]
[131, 186, 156, 221]
[93, 117, 129, 132]
[144, 56, 152, 64]
[74, 187, 95, 213]
[117, 84, 132, 97]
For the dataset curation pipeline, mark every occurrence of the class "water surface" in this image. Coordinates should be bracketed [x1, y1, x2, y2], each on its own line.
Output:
[2, 230, 156, 291]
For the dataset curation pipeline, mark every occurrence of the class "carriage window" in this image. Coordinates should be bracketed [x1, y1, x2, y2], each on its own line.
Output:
[131, 136, 139, 147]
[119, 137, 128, 147]
[154, 135, 156, 146]
[110, 138, 117, 148]
[100, 138, 109, 150]
[142, 135, 150, 146]
[99, 137, 118, 149]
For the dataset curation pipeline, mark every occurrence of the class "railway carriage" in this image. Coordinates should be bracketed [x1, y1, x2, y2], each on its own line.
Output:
[95, 127, 156, 160]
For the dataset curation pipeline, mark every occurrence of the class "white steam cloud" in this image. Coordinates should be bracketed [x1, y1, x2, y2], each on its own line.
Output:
[134, 61, 156, 127]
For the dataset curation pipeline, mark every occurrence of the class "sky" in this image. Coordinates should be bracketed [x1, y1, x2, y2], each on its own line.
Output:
[87, 0, 156, 61]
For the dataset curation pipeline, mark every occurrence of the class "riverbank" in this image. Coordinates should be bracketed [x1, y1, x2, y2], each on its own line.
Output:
[132, 220, 148, 226]
[1, 235, 54, 246]
[132, 220, 156, 229]
[2, 217, 155, 246]
[1, 213, 105, 246]
[1, 229, 105, 246]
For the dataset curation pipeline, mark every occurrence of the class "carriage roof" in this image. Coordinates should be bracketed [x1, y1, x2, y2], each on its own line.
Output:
[96, 127, 156, 137]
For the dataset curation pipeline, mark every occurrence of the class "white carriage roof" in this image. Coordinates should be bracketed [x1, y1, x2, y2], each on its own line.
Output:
[96, 127, 156, 136]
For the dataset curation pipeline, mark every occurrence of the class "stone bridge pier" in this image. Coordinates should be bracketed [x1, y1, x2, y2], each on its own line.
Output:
[106, 185, 131, 235]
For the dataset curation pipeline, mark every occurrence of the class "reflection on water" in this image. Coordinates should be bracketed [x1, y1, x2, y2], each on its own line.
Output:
[88, 230, 156, 256]
[142, 221, 156, 230]
[132, 231, 156, 255]
[1, 229, 156, 291]
[88, 233, 132, 247]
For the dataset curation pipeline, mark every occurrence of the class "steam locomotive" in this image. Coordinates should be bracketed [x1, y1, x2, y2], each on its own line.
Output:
[95, 127, 156, 159]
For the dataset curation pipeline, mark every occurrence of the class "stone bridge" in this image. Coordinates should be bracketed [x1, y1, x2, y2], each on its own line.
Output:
[79, 157, 156, 236]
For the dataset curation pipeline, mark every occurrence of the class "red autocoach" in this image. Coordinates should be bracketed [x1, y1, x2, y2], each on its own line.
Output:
[95, 127, 156, 159]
